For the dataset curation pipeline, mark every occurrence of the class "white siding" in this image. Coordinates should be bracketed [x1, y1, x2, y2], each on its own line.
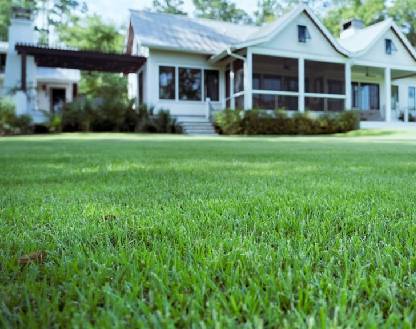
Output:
[144, 49, 225, 116]
[357, 29, 416, 68]
[258, 12, 343, 61]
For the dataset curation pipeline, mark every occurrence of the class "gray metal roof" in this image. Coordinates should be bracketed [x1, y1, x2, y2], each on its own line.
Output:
[130, 10, 259, 54]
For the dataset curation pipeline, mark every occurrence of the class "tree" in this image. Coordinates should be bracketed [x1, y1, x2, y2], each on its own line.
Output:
[153, 0, 186, 15]
[254, 0, 283, 25]
[389, 0, 416, 45]
[193, 0, 252, 24]
[323, 0, 386, 36]
[58, 15, 127, 101]
[0, 0, 85, 42]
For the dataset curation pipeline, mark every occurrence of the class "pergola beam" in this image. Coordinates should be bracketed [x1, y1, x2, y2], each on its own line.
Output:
[15, 43, 147, 91]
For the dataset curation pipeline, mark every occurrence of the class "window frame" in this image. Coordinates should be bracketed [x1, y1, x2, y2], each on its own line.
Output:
[298, 25, 311, 43]
[385, 39, 397, 55]
[159, 66, 176, 100]
[178, 67, 203, 101]
[157, 64, 221, 103]
[204, 69, 220, 102]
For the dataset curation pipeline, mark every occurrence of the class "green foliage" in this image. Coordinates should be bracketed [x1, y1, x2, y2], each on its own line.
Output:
[0, 97, 32, 135]
[215, 109, 360, 135]
[60, 101, 181, 133]
[193, 0, 252, 24]
[153, 0, 187, 15]
[214, 109, 243, 134]
[58, 15, 123, 53]
[324, 0, 386, 36]
[0, 0, 83, 43]
[1, 133, 416, 327]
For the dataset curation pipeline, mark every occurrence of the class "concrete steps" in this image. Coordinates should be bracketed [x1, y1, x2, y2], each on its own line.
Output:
[179, 120, 218, 136]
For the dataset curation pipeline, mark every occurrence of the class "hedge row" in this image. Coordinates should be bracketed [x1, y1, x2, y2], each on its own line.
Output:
[215, 109, 360, 135]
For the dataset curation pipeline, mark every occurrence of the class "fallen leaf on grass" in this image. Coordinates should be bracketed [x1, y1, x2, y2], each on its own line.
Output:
[102, 214, 117, 221]
[18, 251, 47, 266]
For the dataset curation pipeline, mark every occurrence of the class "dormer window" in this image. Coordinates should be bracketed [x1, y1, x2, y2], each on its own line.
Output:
[385, 39, 397, 55]
[298, 25, 311, 43]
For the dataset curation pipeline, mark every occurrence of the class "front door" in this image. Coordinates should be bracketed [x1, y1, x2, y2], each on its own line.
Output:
[51, 88, 66, 113]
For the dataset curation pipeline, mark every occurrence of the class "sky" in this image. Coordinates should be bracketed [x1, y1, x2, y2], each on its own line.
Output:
[87, 0, 259, 26]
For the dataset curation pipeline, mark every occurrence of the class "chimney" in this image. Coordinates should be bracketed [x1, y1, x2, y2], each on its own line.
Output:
[340, 19, 365, 39]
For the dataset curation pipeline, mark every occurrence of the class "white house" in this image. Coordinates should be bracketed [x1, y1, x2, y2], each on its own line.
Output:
[0, 8, 80, 123]
[126, 4, 416, 129]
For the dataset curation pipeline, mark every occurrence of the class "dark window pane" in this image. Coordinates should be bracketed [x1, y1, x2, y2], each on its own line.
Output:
[253, 94, 298, 111]
[306, 97, 345, 112]
[159, 66, 175, 100]
[409, 87, 416, 110]
[253, 55, 298, 92]
[298, 25, 310, 43]
[179, 68, 202, 101]
[352, 82, 379, 111]
[225, 68, 230, 108]
[0, 54, 6, 73]
[305, 61, 345, 94]
[234, 59, 244, 93]
[204, 70, 219, 101]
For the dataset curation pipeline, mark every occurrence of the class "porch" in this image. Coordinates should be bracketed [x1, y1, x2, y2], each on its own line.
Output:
[222, 49, 416, 123]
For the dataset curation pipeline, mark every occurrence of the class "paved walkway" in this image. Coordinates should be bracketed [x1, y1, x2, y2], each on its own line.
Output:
[361, 121, 416, 130]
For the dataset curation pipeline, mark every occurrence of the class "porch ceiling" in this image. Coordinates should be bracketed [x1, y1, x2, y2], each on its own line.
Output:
[352, 65, 416, 80]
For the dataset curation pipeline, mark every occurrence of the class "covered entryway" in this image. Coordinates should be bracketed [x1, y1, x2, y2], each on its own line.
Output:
[15, 44, 146, 92]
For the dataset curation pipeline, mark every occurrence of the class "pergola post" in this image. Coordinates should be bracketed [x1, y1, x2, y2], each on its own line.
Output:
[345, 61, 352, 110]
[244, 49, 253, 110]
[21, 51, 27, 92]
[298, 57, 305, 113]
[385, 67, 392, 122]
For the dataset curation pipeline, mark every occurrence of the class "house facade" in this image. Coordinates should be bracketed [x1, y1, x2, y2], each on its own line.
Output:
[0, 9, 80, 122]
[127, 5, 416, 124]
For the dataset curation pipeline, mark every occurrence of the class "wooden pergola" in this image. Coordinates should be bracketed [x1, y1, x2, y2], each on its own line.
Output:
[15, 43, 146, 91]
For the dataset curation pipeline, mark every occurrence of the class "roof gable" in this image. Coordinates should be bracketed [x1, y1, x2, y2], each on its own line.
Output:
[339, 19, 416, 62]
[231, 5, 348, 57]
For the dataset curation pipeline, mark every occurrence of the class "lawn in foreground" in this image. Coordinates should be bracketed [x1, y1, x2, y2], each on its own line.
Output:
[1, 132, 416, 328]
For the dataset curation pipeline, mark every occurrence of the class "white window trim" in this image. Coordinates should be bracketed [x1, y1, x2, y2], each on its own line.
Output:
[157, 63, 221, 103]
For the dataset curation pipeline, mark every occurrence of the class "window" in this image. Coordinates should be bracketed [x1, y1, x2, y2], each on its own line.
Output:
[0, 54, 6, 73]
[234, 59, 244, 93]
[159, 66, 175, 100]
[305, 61, 345, 94]
[138, 71, 144, 105]
[298, 25, 311, 43]
[409, 87, 416, 111]
[179, 68, 202, 101]
[392, 85, 399, 110]
[385, 39, 397, 55]
[305, 98, 344, 112]
[253, 94, 298, 111]
[252, 55, 298, 92]
[225, 65, 230, 108]
[204, 70, 219, 101]
[352, 82, 380, 110]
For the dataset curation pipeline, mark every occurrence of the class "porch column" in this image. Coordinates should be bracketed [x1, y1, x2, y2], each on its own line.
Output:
[345, 62, 352, 110]
[230, 61, 235, 110]
[244, 49, 253, 110]
[385, 67, 392, 122]
[298, 57, 305, 113]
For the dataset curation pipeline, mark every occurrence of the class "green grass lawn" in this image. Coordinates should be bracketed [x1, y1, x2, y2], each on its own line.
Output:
[1, 131, 416, 328]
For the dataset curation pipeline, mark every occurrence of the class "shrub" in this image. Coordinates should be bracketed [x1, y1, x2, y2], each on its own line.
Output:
[0, 98, 33, 135]
[215, 109, 360, 135]
[214, 109, 243, 135]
